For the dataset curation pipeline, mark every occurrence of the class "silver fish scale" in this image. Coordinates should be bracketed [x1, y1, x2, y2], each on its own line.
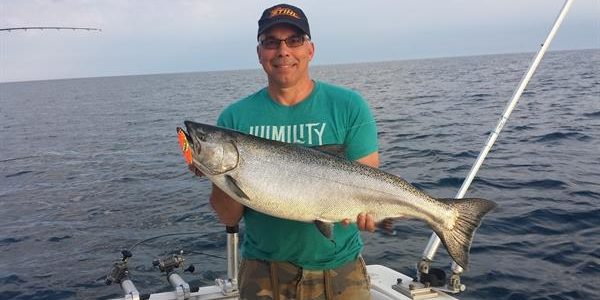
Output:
[222, 133, 457, 228]
[184, 121, 496, 268]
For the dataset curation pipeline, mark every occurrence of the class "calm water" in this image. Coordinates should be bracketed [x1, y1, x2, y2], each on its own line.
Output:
[1, 49, 598, 300]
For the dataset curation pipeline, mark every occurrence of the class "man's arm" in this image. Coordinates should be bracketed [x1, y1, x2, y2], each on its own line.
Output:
[210, 184, 244, 226]
[356, 151, 379, 168]
[189, 165, 244, 226]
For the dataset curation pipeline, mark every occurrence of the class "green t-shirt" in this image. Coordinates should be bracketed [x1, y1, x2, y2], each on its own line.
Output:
[217, 81, 378, 270]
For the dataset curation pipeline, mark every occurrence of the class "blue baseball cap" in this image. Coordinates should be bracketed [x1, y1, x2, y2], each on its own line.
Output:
[257, 4, 310, 39]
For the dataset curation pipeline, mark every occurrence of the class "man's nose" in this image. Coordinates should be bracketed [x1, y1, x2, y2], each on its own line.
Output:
[275, 40, 292, 55]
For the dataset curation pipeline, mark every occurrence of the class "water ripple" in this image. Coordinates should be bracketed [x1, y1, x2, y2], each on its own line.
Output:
[1, 49, 598, 300]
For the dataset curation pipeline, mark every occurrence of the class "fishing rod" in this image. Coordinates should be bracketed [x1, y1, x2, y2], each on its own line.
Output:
[418, 0, 575, 293]
[0, 27, 101, 32]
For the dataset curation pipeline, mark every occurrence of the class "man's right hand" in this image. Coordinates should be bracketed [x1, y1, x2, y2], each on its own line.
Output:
[189, 164, 204, 177]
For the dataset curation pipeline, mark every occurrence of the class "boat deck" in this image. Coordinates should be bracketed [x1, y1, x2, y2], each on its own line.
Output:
[110, 265, 459, 300]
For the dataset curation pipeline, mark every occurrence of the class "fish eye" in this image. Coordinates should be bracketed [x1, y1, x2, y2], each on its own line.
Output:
[196, 132, 207, 142]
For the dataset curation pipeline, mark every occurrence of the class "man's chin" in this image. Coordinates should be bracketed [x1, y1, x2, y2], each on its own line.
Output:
[273, 66, 296, 75]
[270, 74, 295, 85]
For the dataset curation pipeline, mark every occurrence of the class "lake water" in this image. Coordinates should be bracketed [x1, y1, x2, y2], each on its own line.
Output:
[1, 49, 598, 300]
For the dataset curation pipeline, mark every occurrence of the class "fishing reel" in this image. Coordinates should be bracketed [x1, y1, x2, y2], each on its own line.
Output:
[417, 259, 465, 293]
[105, 250, 133, 285]
[152, 250, 197, 299]
[152, 250, 195, 275]
[105, 249, 141, 299]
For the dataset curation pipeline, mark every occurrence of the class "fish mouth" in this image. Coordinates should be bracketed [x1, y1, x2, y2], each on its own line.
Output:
[177, 127, 193, 165]
[177, 126, 211, 174]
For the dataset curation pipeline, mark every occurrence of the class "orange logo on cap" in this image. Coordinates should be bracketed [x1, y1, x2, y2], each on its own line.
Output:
[269, 7, 300, 19]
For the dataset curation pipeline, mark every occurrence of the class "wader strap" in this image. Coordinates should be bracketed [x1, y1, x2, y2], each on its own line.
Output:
[269, 262, 280, 300]
[324, 269, 334, 299]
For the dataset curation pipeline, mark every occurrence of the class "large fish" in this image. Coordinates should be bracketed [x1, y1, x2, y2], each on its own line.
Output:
[177, 121, 496, 269]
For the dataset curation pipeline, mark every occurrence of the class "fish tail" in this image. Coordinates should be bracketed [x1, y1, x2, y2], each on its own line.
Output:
[431, 198, 496, 269]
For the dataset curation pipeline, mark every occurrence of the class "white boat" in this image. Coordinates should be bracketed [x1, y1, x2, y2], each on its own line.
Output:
[108, 265, 459, 300]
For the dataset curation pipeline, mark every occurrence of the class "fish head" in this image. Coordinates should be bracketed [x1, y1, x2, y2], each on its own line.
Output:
[182, 121, 239, 175]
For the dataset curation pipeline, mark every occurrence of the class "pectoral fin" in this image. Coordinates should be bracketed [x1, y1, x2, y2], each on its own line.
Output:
[314, 220, 334, 239]
[225, 175, 250, 201]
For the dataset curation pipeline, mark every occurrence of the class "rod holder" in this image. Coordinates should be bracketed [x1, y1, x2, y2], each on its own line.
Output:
[120, 279, 140, 300]
[217, 225, 240, 296]
[168, 273, 190, 300]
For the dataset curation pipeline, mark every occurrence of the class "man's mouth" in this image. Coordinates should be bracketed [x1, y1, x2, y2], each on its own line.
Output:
[273, 59, 297, 69]
[276, 65, 293, 69]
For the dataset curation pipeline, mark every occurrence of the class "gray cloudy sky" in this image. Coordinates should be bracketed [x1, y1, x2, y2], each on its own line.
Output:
[1, 0, 599, 82]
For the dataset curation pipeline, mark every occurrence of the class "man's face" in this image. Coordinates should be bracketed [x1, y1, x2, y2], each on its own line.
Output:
[257, 24, 314, 88]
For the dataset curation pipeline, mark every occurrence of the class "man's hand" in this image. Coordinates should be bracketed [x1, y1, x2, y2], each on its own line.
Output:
[342, 215, 396, 233]
[355, 213, 376, 232]
[378, 218, 395, 232]
[189, 164, 204, 177]
[340, 213, 377, 232]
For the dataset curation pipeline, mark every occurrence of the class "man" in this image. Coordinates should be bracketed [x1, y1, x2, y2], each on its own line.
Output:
[193, 4, 390, 299]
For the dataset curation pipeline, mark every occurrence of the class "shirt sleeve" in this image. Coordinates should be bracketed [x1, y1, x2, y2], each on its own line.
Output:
[217, 107, 234, 129]
[344, 92, 378, 161]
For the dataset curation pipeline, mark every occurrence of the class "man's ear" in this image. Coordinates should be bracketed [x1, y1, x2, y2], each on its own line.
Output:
[257, 45, 263, 64]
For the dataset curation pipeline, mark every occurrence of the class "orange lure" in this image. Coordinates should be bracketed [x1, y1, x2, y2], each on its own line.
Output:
[177, 127, 193, 165]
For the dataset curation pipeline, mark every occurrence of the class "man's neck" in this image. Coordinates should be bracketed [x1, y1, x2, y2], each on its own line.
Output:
[267, 79, 315, 106]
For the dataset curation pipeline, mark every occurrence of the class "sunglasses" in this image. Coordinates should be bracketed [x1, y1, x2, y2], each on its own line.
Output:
[259, 35, 309, 50]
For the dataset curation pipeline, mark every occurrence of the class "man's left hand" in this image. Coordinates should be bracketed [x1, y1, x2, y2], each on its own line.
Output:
[342, 213, 376, 232]
[342, 215, 396, 232]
